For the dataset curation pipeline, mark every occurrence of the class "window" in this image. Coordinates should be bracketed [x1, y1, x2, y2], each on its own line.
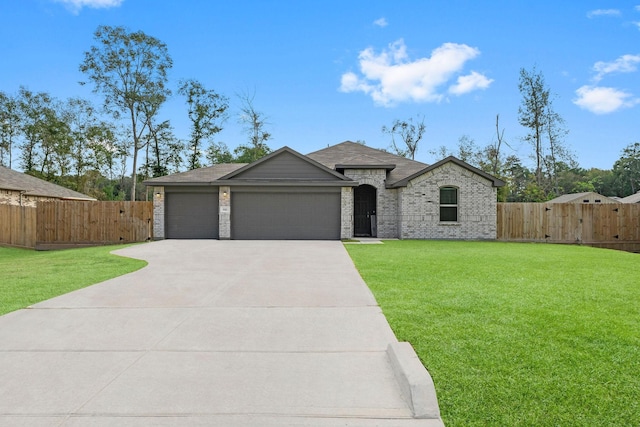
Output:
[439, 186, 458, 222]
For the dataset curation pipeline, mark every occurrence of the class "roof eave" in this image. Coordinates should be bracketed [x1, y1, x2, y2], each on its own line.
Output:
[144, 180, 357, 187]
[213, 180, 357, 187]
[143, 181, 213, 186]
[335, 164, 396, 171]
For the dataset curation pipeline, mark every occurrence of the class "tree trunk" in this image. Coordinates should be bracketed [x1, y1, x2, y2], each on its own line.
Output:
[130, 107, 138, 201]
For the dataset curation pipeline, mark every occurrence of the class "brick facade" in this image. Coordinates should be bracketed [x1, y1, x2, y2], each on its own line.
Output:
[397, 162, 497, 240]
[219, 186, 231, 239]
[0, 189, 61, 207]
[343, 169, 398, 238]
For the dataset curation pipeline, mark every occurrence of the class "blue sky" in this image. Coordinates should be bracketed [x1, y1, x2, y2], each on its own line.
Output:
[1, 0, 640, 171]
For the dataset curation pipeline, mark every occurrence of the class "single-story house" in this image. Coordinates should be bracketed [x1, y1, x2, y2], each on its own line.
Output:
[144, 141, 505, 240]
[620, 190, 640, 204]
[0, 165, 95, 207]
[546, 192, 620, 204]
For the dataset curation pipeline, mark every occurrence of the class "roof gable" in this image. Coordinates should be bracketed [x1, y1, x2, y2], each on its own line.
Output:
[220, 146, 352, 182]
[388, 156, 505, 188]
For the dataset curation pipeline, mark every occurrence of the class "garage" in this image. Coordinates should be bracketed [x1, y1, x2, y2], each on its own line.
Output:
[231, 187, 341, 240]
[165, 189, 218, 239]
[146, 147, 355, 240]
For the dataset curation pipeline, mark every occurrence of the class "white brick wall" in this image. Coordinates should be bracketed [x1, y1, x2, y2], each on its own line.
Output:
[398, 162, 497, 239]
[0, 189, 57, 207]
[343, 169, 398, 238]
[340, 187, 353, 239]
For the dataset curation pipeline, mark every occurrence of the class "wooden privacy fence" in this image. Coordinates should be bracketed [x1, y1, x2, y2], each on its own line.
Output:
[0, 201, 153, 250]
[497, 203, 640, 252]
[0, 204, 37, 248]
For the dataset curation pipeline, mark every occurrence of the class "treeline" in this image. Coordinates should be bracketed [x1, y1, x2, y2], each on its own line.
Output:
[0, 25, 271, 201]
[432, 133, 640, 202]
[385, 67, 640, 202]
[1, 26, 639, 202]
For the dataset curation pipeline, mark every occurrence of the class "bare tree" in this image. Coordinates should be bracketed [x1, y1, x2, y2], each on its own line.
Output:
[235, 91, 271, 163]
[488, 114, 508, 177]
[382, 115, 426, 160]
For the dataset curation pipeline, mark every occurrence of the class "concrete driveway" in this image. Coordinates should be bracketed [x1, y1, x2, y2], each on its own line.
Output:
[0, 240, 443, 426]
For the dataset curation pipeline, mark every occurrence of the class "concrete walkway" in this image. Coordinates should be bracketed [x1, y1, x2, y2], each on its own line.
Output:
[0, 240, 443, 426]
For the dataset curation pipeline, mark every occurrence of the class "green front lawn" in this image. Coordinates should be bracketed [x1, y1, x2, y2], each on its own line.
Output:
[0, 245, 147, 316]
[346, 241, 640, 427]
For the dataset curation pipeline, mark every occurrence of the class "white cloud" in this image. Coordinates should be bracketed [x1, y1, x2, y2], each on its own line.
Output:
[636, 5, 640, 11]
[339, 39, 491, 106]
[53, 0, 123, 14]
[573, 85, 639, 114]
[373, 17, 388, 28]
[587, 9, 621, 18]
[449, 71, 493, 95]
[593, 54, 640, 82]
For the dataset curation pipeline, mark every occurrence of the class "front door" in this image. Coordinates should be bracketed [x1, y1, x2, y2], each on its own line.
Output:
[354, 184, 376, 237]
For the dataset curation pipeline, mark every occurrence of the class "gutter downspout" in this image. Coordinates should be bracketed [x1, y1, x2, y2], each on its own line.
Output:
[19, 190, 28, 207]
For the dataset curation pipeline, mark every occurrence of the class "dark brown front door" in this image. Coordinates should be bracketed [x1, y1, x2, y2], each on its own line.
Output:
[354, 185, 376, 237]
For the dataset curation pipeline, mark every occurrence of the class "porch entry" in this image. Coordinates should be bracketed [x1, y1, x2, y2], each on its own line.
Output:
[354, 184, 377, 237]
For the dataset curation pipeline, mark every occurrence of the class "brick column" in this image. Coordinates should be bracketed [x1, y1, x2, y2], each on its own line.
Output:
[152, 186, 165, 239]
[341, 187, 353, 239]
[219, 186, 231, 239]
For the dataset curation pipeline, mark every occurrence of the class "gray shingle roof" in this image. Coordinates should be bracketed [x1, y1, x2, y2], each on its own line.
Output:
[142, 141, 504, 188]
[144, 163, 248, 185]
[620, 191, 640, 203]
[0, 165, 95, 200]
[306, 141, 428, 185]
[547, 192, 620, 204]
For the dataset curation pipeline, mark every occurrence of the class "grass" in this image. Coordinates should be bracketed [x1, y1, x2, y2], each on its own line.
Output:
[0, 245, 147, 316]
[345, 240, 640, 427]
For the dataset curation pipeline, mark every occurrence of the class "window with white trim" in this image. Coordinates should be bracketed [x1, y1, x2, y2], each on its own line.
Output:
[439, 186, 458, 222]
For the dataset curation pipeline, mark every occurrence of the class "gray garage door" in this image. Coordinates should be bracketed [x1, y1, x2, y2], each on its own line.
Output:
[231, 188, 340, 240]
[165, 191, 218, 239]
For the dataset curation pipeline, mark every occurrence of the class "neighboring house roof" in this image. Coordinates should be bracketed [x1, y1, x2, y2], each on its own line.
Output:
[547, 192, 620, 204]
[618, 191, 640, 203]
[0, 165, 95, 200]
[620, 191, 640, 203]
